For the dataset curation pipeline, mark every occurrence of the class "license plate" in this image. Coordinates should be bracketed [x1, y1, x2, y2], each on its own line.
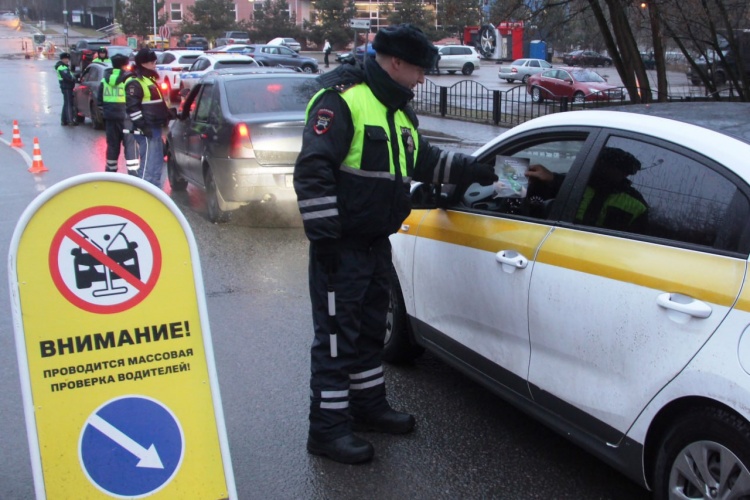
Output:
[285, 174, 294, 188]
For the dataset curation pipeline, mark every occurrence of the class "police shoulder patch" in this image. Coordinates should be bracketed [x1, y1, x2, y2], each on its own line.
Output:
[313, 108, 334, 135]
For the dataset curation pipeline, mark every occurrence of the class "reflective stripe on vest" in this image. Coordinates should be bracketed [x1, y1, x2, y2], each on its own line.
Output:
[575, 186, 648, 227]
[102, 69, 129, 104]
[306, 85, 418, 178]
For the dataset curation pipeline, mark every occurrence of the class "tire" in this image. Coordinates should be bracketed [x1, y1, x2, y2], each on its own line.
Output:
[573, 91, 586, 104]
[204, 166, 231, 223]
[653, 407, 750, 500]
[478, 25, 497, 59]
[91, 101, 104, 130]
[301, 64, 314, 73]
[72, 102, 85, 123]
[506, 78, 514, 83]
[166, 142, 187, 191]
[531, 87, 544, 103]
[521, 74, 530, 84]
[604, 60, 612, 67]
[461, 63, 474, 76]
[383, 265, 424, 364]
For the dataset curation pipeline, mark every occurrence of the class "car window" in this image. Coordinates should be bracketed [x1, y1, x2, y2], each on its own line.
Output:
[573, 136, 750, 253]
[178, 55, 199, 64]
[193, 83, 216, 123]
[83, 66, 100, 82]
[224, 77, 319, 114]
[529, 60, 539, 67]
[162, 53, 174, 64]
[279, 47, 294, 56]
[459, 138, 588, 219]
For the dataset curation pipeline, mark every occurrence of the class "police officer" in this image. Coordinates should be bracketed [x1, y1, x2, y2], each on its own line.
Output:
[125, 48, 172, 187]
[294, 24, 497, 464]
[91, 47, 110, 65]
[55, 52, 77, 126]
[97, 54, 138, 174]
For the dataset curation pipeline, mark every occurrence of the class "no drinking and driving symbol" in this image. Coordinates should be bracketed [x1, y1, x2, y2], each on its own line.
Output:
[49, 206, 162, 314]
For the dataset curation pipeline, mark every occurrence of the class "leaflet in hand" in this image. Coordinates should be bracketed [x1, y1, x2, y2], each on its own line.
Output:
[493, 156, 529, 198]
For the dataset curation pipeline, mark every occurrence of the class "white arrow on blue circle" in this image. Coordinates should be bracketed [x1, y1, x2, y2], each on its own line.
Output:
[88, 413, 165, 469]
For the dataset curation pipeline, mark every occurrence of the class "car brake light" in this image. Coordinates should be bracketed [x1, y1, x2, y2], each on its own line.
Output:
[171, 67, 183, 71]
[511, 68, 518, 73]
[160, 82, 169, 92]
[230, 123, 254, 159]
[266, 84, 282, 93]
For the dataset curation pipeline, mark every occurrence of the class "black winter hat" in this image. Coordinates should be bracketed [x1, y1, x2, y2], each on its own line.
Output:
[134, 48, 157, 66]
[111, 54, 129, 69]
[97, 47, 108, 55]
[596, 147, 642, 176]
[372, 24, 438, 69]
[59, 52, 70, 60]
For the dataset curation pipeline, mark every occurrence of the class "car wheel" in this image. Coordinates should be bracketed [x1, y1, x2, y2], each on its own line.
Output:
[521, 74, 530, 84]
[461, 63, 474, 76]
[72, 102, 85, 123]
[604, 59, 612, 67]
[383, 265, 425, 364]
[478, 25, 497, 59]
[204, 166, 231, 224]
[573, 91, 586, 104]
[531, 87, 544, 103]
[652, 407, 750, 500]
[506, 78, 514, 83]
[91, 101, 104, 130]
[166, 142, 188, 191]
[301, 64, 314, 73]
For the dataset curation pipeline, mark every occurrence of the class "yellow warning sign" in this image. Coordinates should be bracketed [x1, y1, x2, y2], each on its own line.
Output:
[8, 174, 236, 499]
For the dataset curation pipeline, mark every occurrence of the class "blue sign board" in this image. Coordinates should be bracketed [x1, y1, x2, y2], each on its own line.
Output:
[79, 396, 184, 497]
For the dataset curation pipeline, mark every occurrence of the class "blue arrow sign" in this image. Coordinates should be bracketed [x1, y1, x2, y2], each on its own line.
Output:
[79, 396, 184, 497]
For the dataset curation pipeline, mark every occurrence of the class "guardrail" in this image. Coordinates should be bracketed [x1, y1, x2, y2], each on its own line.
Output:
[412, 79, 738, 127]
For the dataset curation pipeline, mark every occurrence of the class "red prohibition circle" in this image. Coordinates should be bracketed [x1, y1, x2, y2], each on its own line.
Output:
[49, 206, 163, 314]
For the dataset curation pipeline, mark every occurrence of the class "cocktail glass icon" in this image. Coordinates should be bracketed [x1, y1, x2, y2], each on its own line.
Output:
[72, 223, 140, 297]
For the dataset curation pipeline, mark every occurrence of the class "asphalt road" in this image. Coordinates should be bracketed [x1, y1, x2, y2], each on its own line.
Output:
[0, 24, 652, 499]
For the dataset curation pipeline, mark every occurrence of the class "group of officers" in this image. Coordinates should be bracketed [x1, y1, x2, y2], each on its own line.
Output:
[54, 46, 173, 188]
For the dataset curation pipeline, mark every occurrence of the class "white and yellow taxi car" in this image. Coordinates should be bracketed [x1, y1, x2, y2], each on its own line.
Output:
[387, 102, 750, 498]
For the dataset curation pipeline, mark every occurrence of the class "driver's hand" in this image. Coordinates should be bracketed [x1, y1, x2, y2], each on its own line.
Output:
[525, 164, 554, 183]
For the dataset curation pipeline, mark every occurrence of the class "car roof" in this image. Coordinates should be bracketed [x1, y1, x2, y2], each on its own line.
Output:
[197, 53, 255, 62]
[164, 49, 204, 55]
[205, 67, 310, 79]
[475, 102, 750, 178]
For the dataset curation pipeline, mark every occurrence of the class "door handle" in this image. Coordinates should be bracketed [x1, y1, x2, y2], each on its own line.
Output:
[495, 250, 528, 273]
[656, 292, 712, 320]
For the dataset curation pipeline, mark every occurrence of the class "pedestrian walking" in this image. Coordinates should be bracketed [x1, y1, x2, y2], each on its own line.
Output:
[125, 48, 172, 187]
[97, 54, 139, 174]
[55, 52, 77, 126]
[294, 23, 498, 465]
[323, 39, 331, 68]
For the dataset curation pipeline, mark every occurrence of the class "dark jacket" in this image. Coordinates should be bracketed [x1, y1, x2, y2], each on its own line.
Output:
[97, 68, 133, 121]
[294, 57, 479, 244]
[124, 67, 170, 129]
[55, 61, 76, 90]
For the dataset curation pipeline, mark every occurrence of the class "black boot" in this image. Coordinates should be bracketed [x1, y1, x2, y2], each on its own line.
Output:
[352, 408, 415, 434]
[307, 433, 374, 464]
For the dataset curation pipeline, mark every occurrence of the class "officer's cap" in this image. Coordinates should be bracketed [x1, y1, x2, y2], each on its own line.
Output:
[372, 24, 438, 69]
[134, 48, 157, 66]
[59, 52, 70, 60]
[97, 47, 108, 54]
[111, 53, 129, 69]
[596, 147, 641, 176]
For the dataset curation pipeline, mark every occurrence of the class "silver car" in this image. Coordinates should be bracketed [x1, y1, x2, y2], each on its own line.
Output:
[498, 58, 553, 83]
[166, 68, 320, 223]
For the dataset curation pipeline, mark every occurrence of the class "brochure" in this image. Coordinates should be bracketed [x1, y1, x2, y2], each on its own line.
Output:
[493, 156, 529, 198]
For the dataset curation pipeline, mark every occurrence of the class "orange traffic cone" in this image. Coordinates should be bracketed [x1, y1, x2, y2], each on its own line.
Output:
[28, 137, 48, 173]
[10, 120, 23, 147]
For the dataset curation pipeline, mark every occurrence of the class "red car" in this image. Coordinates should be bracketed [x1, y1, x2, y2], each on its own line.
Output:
[526, 67, 624, 104]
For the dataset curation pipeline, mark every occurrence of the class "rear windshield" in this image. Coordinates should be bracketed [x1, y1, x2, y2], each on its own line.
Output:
[178, 55, 200, 64]
[214, 60, 258, 70]
[225, 78, 319, 114]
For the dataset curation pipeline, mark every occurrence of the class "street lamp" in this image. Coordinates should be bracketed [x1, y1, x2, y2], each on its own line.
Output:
[153, 0, 157, 43]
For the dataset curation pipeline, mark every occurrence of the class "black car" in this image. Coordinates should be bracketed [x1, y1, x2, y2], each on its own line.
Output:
[562, 50, 612, 67]
[72, 62, 107, 129]
[177, 34, 209, 51]
[213, 44, 319, 73]
[69, 38, 111, 73]
[166, 68, 319, 222]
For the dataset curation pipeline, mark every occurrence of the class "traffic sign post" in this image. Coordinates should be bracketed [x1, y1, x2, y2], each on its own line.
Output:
[349, 19, 372, 62]
[158, 25, 170, 49]
[8, 174, 237, 499]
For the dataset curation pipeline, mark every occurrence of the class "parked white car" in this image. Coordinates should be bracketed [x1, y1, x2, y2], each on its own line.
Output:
[267, 37, 301, 53]
[498, 58, 553, 83]
[178, 53, 260, 97]
[431, 44, 481, 76]
[388, 102, 750, 498]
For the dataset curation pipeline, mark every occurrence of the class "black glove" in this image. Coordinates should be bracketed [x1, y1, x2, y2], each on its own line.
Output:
[313, 239, 340, 275]
[138, 125, 153, 137]
[471, 162, 499, 186]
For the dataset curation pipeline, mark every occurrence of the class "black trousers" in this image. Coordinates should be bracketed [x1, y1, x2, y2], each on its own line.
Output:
[324, 51, 330, 67]
[60, 87, 74, 124]
[307, 238, 391, 440]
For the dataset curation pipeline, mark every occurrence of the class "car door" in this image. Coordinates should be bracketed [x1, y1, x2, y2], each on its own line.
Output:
[184, 82, 218, 185]
[527, 131, 750, 445]
[75, 65, 101, 117]
[409, 131, 593, 396]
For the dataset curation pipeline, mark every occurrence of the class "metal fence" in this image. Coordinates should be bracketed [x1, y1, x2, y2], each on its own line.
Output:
[412, 79, 737, 128]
